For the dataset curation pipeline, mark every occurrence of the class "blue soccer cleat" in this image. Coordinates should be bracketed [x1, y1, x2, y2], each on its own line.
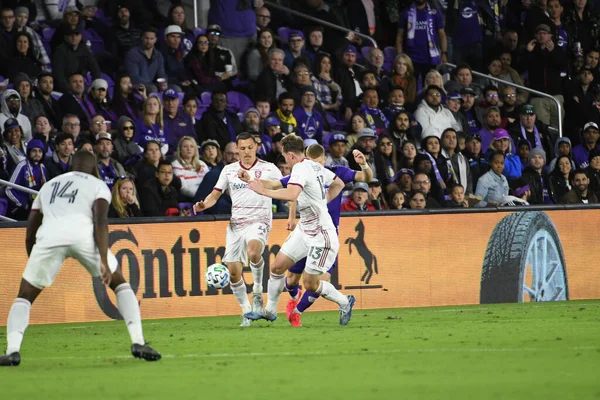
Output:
[339, 295, 356, 326]
[244, 309, 277, 322]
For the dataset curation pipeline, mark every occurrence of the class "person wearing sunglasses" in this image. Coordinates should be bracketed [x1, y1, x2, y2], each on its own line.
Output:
[206, 24, 237, 86]
[113, 116, 141, 167]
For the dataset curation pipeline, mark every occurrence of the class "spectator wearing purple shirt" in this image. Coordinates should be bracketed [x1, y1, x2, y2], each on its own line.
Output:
[163, 89, 195, 154]
[573, 122, 600, 168]
[446, 0, 484, 71]
[396, 0, 448, 83]
[135, 94, 168, 155]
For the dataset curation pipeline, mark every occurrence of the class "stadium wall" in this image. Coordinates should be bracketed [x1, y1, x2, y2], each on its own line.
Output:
[1, 208, 599, 325]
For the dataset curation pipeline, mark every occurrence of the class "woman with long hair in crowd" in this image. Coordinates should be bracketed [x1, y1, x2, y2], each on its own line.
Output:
[398, 140, 417, 169]
[185, 34, 227, 93]
[133, 140, 163, 188]
[112, 74, 145, 121]
[2, 120, 27, 172]
[246, 29, 275, 81]
[200, 139, 222, 168]
[4, 32, 42, 82]
[374, 134, 399, 189]
[109, 177, 143, 218]
[346, 113, 367, 151]
[135, 94, 168, 154]
[32, 115, 55, 157]
[421, 135, 451, 190]
[172, 136, 209, 200]
[311, 52, 343, 113]
[548, 154, 573, 203]
[384, 54, 417, 106]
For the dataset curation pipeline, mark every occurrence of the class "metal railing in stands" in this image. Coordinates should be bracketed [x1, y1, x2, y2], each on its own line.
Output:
[437, 62, 563, 138]
[264, 1, 378, 49]
[0, 179, 39, 222]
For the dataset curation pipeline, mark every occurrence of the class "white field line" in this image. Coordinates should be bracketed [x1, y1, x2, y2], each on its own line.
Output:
[26, 346, 599, 362]
[435, 303, 598, 312]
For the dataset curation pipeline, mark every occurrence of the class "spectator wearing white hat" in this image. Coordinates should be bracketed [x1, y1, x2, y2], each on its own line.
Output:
[94, 131, 128, 190]
[89, 78, 117, 123]
[158, 25, 189, 89]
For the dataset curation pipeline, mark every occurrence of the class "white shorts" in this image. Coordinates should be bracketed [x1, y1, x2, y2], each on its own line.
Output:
[280, 228, 339, 275]
[23, 241, 119, 289]
[222, 222, 269, 264]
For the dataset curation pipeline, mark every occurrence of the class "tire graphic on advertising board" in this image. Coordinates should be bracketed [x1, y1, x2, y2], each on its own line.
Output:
[480, 211, 569, 304]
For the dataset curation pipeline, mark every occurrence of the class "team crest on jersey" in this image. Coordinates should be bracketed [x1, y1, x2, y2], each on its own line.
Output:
[254, 170, 262, 179]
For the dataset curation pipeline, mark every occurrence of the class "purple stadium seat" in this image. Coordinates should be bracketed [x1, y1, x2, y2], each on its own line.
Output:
[51, 92, 63, 101]
[41, 27, 55, 57]
[277, 27, 292, 45]
[384, 46, 397, 61]
[0, 197, 8, 217]
[227, 91, 253, 114]
[200, 91, 212, 104]
[361, 46, 372, 62]
[196, 104, 209, 119]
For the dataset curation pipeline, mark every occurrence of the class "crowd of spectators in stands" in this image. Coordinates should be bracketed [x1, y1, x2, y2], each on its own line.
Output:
[1, 0, 600, 220]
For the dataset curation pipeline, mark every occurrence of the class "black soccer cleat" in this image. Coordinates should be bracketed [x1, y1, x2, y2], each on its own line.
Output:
[131, 343, 161, 361]
[0, 352, 21, 366]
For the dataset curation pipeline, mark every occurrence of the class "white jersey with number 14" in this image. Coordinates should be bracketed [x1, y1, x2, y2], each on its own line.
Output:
[31, 171, 112, 247]
[288, 159, 336, 234]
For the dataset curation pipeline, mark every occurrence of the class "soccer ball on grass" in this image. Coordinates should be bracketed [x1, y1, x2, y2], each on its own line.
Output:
[205, 264, 230, 289]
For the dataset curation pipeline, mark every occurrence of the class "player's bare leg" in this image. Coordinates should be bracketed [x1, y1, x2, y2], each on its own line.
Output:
[0, 278, 42, 366]
[303, 272, 355, 326]
[245, 252, 295, 322]
[247, 239, 265, 312]
[109, 270, 160, 361]
[227, 261, 252, 326]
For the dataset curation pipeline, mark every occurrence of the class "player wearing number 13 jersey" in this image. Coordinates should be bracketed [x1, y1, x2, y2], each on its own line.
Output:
[0, 151, 160, 367]
[244, 135, 356, 325]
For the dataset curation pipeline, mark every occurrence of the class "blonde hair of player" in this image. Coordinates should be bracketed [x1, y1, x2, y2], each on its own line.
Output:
[175, 136, 204, 173]
[306, 143, 325, 165]
[111, 178, 140, 218]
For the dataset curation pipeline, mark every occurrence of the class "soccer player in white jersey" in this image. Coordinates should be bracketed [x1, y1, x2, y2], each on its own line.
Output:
[245, 134, 356, 325]
[193, 132, 283, 326]
[0, 151, 160, 367]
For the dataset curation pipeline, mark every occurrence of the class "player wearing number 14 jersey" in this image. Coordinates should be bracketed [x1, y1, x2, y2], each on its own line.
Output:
[0, 151, 160, 367]
[244, 135, 356, 325]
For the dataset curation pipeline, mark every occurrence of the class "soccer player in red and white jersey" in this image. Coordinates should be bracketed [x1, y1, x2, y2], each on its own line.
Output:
[0, 151, 160, 367]
[194, 133, 282, 326]
[245, 135, 356, 325]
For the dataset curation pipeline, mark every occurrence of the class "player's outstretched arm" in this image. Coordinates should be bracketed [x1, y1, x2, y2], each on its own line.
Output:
[93, 198, 112, 286]
[249, 179, 302, 201]
[353, 150, 373, 182]
[237, 169, 283, 189]
[25, 210, 43, 256]
[194, 189, 222, 213]
[326, 177, 345, 203]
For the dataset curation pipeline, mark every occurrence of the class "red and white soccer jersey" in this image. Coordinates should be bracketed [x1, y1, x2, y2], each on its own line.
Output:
[214, 159, 282, 230]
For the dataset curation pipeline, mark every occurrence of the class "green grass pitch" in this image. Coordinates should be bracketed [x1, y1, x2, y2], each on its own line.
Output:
[1, 301, 599, 399]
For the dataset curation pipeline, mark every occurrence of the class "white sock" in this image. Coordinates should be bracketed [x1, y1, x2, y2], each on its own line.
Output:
[265, 272, 285, 314]
[115, 283, 145, 345]
[316, 281, 349, 307]
[250, 258, 265, 294]
[230, 278, 251, 314]
[6, 298, 31, 354]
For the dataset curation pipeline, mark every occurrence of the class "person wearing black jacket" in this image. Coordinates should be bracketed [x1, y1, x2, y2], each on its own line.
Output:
[35, 72, 62, 129]
[198, 91, 243, 150]
[44, 132, 73, 179]
[139, 160, 181, 217]
[254, 48, 292, 108]
[548, 155, 573, 203]
[526, 24, 568, 129]
[522, 147, 551, 204]
[335, 44, 363, 120]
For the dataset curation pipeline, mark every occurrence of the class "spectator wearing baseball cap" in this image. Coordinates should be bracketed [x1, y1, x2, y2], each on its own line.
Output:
[2, 117, 27, 172]
[526, 23, 568, 130]
[341, 182, 376, 211]
[284, 30, 310, 70]
[88, 78, 118, 123]
[522, 147, 550, 204]
[158, 25, 188, 89]
[462, 133, 490, 190]
[6, 138, 48, 220]
[337, 44, 363, 119]
[94, 131, 128, 190]
[205, 23, 238, 85]
[414, 85, 462, 139]
[162, 88, 195, 154]
[485, 128, 522, 181]
[257, 115, 280, 159]
[564, 64, 597, 136]
[292, 85, 324, 143]
[506, 103, 553, 160]
[326, 133, 349, 167]
[348, 127, 377, 176]
[572, 122, 600, 168]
